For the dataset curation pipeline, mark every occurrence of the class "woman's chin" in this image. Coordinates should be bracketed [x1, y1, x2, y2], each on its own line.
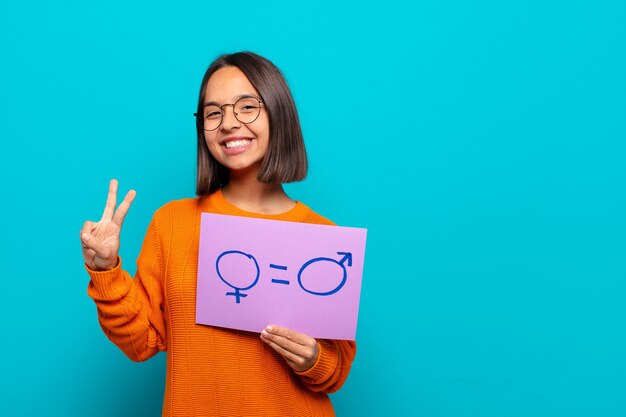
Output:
[224, 160, 263, 177]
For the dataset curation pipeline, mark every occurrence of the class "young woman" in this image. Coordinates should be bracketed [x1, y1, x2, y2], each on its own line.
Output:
[80, 52, 356, 416]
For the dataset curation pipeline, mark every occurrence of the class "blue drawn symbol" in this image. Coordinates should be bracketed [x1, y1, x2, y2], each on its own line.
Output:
[297, 252, 352, 296]
[215, 250, 260, 303]
[269, 263, 290, 285]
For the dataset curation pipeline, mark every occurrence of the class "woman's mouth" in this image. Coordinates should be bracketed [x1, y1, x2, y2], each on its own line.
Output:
[224, 139, 252, 149]
[222, 138, 253, 155]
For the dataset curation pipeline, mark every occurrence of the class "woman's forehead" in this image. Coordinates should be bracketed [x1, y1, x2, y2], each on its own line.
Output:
[204, 66, 259, 102]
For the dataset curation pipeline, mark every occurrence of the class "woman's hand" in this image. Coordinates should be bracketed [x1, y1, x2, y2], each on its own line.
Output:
[80, 179, 136, 271]
[260, 325, 319, 372]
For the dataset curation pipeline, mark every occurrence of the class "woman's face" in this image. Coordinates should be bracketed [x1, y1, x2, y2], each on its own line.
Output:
[203, 66, 270, 175]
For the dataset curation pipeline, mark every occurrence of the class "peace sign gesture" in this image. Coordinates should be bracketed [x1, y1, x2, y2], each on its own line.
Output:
[80, 179, 136, 271]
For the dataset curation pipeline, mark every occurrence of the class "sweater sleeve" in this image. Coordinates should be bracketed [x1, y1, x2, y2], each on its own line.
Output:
[86, 218, 167, 362]
[295, 339, 356, 393]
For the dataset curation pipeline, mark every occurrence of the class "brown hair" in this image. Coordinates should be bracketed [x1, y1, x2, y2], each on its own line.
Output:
[195, 52, 308, 196]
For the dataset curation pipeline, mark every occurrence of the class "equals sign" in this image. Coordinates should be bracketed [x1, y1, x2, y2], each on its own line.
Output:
[269, 264, 289, 285]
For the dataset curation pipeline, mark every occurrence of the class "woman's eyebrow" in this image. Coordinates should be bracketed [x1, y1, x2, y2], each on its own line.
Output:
[204, 93, 260, 107]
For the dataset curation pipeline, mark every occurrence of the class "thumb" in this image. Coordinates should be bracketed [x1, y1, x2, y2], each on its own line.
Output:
[81, 232, 116, 270]
[81, 232, 105, 254]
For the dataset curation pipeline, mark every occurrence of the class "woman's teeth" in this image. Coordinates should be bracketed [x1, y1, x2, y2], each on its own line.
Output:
[225, 139, 251, 149]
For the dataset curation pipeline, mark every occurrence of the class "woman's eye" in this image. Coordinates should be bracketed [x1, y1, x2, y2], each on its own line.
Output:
[206, 111, 221, 119]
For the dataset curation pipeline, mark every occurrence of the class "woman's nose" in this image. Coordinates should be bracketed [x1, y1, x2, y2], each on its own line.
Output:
[221, 105, 241, 130]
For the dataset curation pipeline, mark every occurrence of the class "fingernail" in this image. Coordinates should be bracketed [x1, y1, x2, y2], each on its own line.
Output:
[81, 233, 90, 241]
[266, 326, 273, 332]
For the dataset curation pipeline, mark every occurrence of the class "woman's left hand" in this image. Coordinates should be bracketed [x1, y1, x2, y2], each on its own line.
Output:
[260, 325, 319, 372]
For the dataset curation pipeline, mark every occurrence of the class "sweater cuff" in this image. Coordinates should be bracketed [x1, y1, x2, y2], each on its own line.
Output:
[85, 257, 130, 301]
[295, 340, 339, 383]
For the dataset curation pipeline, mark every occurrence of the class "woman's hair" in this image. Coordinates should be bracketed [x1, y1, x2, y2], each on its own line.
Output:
[195, 51, 308, 196]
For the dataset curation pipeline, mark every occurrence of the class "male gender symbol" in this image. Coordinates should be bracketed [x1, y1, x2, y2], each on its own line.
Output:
[297, 252, 352, 296]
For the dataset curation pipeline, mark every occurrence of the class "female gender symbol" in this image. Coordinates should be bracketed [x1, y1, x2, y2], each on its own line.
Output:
[215, 250, 260, 303]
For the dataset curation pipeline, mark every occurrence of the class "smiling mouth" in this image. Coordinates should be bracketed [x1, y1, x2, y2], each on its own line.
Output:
[224, 139, 252, 149]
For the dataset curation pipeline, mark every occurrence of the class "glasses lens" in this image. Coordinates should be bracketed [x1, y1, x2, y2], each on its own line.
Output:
[203, 105, 222, 131]
[234, 98, 261, 124]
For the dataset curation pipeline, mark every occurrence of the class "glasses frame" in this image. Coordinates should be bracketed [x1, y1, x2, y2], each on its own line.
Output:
[194, 96, 265, 131]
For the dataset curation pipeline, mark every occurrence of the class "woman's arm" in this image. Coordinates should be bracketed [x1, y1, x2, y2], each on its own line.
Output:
[86, 219, 167, 362]
[295, 339, 356, 393]
[260, 325, 356, 393]
[81, 180, 166, 361]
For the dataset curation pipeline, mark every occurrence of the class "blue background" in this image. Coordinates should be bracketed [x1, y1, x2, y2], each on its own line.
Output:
[1, 1, 625, 416]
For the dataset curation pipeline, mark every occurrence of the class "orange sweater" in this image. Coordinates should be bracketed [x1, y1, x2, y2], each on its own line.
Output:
[86, 189, 356, 417]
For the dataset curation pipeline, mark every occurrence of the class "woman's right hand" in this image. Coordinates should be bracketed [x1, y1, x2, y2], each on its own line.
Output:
[80, 179, 136, 271]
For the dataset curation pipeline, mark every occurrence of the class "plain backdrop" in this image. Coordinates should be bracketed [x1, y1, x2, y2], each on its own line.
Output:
[1, 1, 625, 416]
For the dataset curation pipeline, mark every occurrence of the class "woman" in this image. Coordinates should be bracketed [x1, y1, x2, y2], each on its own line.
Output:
[80, 51, 356, 416]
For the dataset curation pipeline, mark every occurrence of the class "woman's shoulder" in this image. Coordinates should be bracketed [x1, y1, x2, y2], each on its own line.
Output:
[297, 202, 337, 226]
[152, 197, 201, 221]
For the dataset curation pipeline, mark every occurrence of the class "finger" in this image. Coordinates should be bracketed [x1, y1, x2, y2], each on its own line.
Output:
[79, 229, 95, 259]
[80, 228, 109, 257]
[81, 243, 96, 265]
[101, 179, 118, 221]
[261, 336, 301, 364]
[81, 243, 95, 259]
[79, 230, 98, 252]
[80, 221, 100, 248]
[263, 325, 313, 347]
[80, 232, 88, 248]
[261, 326, 317, 359]
[261, 334, 317, 372]
[80, 221, 97, 246]
[80, 221, 96, 236]
[112, 189, 136, 227]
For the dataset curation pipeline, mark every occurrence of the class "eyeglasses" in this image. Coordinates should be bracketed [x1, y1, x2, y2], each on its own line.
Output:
[194, 96, 264, 131]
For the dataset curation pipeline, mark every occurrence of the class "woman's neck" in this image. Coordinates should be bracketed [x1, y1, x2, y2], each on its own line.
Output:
[222, 171, 296, 215]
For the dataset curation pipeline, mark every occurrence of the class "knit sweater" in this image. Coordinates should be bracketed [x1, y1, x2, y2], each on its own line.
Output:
[86, 189, 356, 417]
